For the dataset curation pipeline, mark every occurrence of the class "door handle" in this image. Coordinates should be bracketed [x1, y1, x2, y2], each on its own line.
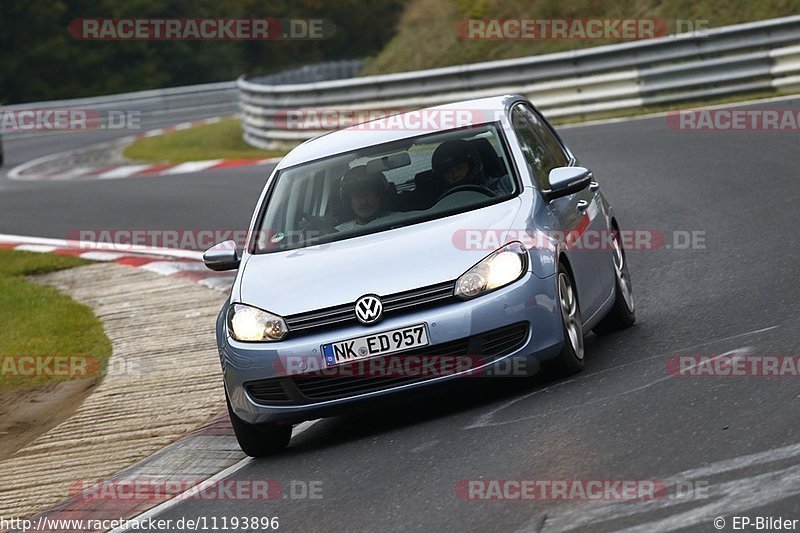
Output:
[589, 181, 600, 191]
[577, 200, 589, 211]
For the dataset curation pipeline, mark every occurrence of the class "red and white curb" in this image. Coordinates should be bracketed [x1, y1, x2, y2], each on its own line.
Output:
[0, 233, 235, 292]
[7, 116, 282, 181]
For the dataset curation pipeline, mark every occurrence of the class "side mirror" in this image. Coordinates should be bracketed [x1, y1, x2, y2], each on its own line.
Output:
[544, 166, 592, 200]
[203, 240, 240, 271]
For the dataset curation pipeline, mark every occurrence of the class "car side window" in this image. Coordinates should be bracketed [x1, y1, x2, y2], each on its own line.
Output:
[510, 104, 570, 190]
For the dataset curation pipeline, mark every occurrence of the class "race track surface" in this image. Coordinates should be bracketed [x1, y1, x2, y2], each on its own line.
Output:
[3, 98, 798, 532]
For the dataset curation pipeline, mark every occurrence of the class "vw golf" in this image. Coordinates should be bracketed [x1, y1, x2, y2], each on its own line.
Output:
[204, 95, 635, 456]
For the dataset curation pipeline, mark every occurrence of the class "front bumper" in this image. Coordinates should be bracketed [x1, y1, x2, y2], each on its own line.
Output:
[220, 271, 563, 424]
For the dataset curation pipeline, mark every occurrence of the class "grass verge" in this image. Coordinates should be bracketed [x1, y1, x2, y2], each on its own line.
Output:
[123, 118, 286, 163]
[0, 249, 111, 388]
[363, 0, 800, 75]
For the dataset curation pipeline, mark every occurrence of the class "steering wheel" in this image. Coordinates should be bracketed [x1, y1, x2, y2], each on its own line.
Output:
[298, 212, 337, 235]
[435, 184, 496, 204]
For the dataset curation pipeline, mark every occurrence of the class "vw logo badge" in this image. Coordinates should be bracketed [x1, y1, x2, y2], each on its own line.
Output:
[354, 294, 383, 324]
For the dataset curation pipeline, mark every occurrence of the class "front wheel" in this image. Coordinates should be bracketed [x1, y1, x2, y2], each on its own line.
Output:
[593, 228, 636, 335]
[550, 265, 585, 376]
[227, 392, 292, 457]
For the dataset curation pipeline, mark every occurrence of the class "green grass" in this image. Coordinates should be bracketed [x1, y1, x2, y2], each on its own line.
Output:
[363, 0, 800, 75]
[123, 118, 285, 163]
[0, 250, 111, 388]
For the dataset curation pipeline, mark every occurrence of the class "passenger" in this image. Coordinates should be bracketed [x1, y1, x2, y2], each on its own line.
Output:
[335, 166, 392, 231]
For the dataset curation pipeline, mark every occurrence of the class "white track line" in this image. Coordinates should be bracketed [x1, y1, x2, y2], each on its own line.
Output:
[163, 160, 223, 174]
[97, 164, 153, 179]
[139, 261, 208, 275]
[0, 233, 204, 261]
[78, 251, 125, 261]
[7, 150, 66, 180]
[4, 115, 239, 181]
[109, 419, 320, 533]
[14, 244, 59, 253]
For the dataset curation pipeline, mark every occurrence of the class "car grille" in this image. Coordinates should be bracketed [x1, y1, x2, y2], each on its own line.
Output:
[245, 379, 294, 405]
[244, 323, 529, 405]
[284, 281, 456, 336]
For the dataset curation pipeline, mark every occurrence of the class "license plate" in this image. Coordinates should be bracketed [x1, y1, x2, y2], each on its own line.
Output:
[322, 324, 429, 366]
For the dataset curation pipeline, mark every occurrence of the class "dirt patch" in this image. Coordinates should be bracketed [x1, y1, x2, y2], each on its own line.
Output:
[0, 378, 98, 461]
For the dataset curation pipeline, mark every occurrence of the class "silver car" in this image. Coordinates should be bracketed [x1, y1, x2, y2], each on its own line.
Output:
[204, 95, 635, 456]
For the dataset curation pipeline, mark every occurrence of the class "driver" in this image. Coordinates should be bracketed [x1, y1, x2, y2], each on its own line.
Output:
[336, 165, 392, 231]
[431, 139, 485, 193]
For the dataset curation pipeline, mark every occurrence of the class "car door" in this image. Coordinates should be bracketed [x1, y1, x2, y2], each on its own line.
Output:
[510, 103, 611, 318]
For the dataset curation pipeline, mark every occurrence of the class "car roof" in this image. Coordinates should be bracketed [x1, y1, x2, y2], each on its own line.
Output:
[275, 94, 527, 169]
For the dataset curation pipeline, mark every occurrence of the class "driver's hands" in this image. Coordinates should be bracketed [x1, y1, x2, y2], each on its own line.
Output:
[298, 212, 338, 235]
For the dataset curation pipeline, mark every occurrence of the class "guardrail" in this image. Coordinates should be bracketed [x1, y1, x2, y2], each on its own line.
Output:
[248, 59, 363, 85]
[238, 16, 800, 150]
[0, 61, 364, 140]
[1, 82, 239, 139]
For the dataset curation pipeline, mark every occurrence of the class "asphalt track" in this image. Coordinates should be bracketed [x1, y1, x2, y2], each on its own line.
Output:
[2, 97, 799, 531]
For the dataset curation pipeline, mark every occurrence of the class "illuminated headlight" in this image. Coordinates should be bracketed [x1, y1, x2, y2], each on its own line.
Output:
[227, 303, 288, 342]
[455, 242, 528, 300]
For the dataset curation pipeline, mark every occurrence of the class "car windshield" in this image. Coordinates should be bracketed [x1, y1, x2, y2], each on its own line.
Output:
[253, 124, 518, 253]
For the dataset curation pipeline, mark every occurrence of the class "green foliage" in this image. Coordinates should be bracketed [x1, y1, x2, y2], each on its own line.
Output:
[454, 0, 489, 18]
[4, 0, 797, 103]
[363, 0, 800, 75]
[0, 0, 403, 103]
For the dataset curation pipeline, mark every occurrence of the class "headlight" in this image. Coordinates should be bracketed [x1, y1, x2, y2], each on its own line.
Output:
[454, 242, 528, 300]
[227, 303, 288, 342]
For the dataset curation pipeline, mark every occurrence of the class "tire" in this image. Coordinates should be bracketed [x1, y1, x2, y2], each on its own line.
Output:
[593, 228, 636, 335]
[550, 264, 585, 376]
[227, 392, 292, 457]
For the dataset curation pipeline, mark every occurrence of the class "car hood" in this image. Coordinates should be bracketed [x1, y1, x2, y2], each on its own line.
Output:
[238, 198, 523, 316]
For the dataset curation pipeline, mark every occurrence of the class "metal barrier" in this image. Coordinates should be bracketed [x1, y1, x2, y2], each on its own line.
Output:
[1, 82, 239, 139]
[0, 61, 362, 139]
[238, 16, 800, 150]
